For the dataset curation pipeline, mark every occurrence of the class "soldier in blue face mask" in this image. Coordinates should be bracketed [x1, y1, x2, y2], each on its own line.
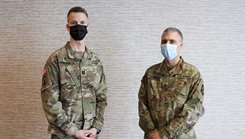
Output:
[41, 6, 107, 139]
[138, 27, 204, 139]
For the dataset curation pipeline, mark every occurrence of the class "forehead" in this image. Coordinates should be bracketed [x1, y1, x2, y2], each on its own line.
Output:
[68, 12, 88, 22]
[162, 32, 181, 40]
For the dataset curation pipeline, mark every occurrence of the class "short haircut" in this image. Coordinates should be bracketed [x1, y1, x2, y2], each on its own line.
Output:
[67, 6, 88, 22]
[163, 27, 183, 41]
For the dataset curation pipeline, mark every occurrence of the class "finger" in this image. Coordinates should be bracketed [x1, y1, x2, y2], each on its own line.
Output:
[85, 133, 91, 137]
[89, 135, 95, 139]
[86, 133, 93, 137]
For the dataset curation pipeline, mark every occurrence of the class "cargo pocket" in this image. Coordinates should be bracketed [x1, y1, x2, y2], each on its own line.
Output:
[41, 69, 56, 92]
[148, 79, 161, 123]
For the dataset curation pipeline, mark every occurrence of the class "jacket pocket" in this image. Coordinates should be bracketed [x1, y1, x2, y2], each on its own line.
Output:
[81, 66, 102, 90]
[174, 78, 190, 105]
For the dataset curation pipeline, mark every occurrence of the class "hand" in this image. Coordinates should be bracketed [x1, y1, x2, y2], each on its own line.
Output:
[74, 130, 90, 139]
[85, 128, 97, 139]
[150, 131, 162, 139]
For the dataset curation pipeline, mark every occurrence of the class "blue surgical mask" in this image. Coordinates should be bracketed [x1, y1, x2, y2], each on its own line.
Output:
[160, 44, 178, 60]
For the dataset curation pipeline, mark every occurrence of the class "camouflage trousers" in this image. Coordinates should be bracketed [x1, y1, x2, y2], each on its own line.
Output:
[51, 134, 98, 139]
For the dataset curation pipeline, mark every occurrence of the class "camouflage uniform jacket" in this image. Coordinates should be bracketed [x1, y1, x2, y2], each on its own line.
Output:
[41, 42, 107, 138]
[138, 57, 204, 139]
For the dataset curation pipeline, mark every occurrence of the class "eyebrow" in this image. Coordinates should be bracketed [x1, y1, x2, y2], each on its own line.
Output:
[69, 20, 86, 24]
[162, 39, 177, 43]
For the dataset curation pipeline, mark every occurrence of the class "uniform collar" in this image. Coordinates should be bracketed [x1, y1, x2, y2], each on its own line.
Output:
[65, 42, 92, 60]
[157, 57, 184, 75]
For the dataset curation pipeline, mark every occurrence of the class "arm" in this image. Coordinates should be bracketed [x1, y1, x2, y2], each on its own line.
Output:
[138, 75, 158, 137]
[160, 72, 204, 138]
[92, 70, 107, 132]
[41, 57, 78, 136]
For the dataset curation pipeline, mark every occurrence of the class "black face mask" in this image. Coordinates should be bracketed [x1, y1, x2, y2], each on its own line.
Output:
[69, 25, 87, 41]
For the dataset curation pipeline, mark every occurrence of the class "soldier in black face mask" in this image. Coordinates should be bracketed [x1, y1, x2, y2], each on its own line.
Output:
[66, 6, 89, 51]
[41, 6, 107, 139]
[69, 24, 88, 41]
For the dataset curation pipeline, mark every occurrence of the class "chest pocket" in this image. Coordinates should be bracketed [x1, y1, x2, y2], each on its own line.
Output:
[173, 75, 190, 104]
[66, 65, 80, 86]
[81, 66, 102, 90]
[59, 65, 79, 91]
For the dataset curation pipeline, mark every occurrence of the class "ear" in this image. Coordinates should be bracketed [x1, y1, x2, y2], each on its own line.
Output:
[86, 23, 90, 32]
[178, 42, 183, 52]
[66, 24, 70, 31]
[179, 42, 183, 48]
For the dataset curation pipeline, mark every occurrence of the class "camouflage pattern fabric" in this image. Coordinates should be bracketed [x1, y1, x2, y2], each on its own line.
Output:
[41, 42, 107, 139]
[138, 57, 204, 139]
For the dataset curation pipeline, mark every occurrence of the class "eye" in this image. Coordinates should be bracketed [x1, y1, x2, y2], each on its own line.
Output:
[162, 40, 167, 44]
[80, 21, 87, 25]
[70, 21, 77, 25]
[170, 40, 176, 44]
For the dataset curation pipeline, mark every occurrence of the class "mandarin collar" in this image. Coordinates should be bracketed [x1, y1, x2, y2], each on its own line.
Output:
[157, 57, 184, 75]
[65, 42, 91, 60]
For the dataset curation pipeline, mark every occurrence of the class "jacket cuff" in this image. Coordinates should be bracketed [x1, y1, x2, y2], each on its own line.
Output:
[65, 123, 79, 136]
[147, 129, 158, 138]
[159, 128, 171, 139]
[92, 119, 103, 130]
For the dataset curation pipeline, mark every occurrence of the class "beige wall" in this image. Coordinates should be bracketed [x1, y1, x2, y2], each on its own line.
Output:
[0, 0, 245, 139]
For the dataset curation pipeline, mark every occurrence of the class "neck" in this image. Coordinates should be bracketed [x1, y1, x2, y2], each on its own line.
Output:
[69, 38, 86, 52]
[164, 55, 180, 68]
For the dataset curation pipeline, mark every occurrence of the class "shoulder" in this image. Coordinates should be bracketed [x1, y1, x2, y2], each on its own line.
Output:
[146, 62, 161, 72]
[144, 62, 162, 77]
[182, 60, 201, 78]
[87, 48, 99, 58]
[87, 48, 103, 66]
[45, 46, 65, 68]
